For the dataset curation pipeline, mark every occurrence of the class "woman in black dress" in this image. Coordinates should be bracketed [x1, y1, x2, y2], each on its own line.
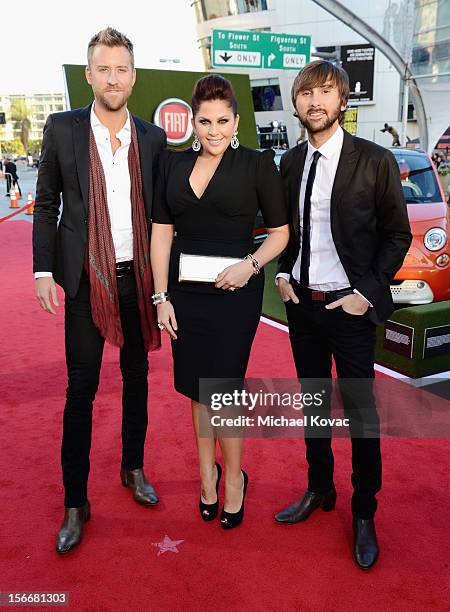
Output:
[151, 75, 288, 529]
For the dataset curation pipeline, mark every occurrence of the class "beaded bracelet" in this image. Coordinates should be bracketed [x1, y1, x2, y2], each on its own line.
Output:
[244, 254, 261, 275]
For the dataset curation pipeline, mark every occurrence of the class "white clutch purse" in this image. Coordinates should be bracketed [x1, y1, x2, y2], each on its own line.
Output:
[178, 253, 241, 283]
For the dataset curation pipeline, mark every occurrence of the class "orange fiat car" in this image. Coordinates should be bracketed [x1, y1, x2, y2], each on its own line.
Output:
[390, 148, 450, 304]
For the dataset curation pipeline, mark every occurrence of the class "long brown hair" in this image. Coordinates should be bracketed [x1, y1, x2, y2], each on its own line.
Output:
[291, 60, 349, 124]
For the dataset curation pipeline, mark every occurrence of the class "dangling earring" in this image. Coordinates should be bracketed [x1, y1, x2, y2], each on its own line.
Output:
[231, 132, 239, 149]
[192, 134, 201, 151]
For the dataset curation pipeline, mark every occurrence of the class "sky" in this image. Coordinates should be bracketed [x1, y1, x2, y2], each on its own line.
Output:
[0, 0, 203, 94]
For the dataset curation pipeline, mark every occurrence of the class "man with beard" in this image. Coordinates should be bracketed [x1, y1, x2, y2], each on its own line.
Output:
[33, 28, 166, 554]
[273, 61, 411, 569]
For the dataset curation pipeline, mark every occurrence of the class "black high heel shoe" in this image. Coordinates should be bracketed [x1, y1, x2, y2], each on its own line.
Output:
[199, 462, 222, 521]
[220, 470, 248, 530]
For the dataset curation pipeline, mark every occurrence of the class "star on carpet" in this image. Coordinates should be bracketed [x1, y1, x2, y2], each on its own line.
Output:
[152, 535, 184, 556]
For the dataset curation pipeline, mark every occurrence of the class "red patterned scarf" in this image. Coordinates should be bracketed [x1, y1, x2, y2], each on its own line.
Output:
[86, 118, 161, 352]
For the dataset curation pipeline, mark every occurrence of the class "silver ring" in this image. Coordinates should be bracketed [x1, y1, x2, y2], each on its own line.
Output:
[229, 287, 236, 291]
[158, 323, 165, 330]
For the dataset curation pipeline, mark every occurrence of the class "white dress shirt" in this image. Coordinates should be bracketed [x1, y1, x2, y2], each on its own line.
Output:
[35, 104, 133, 279]
[276, 126, 371, 305]
[277, 126, 350, 291]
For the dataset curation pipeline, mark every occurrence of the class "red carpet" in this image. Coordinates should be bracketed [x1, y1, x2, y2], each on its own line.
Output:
[1, 220, 449, 611]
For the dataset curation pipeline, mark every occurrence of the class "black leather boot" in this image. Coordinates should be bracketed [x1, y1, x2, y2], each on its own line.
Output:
[56, 501, 90, 554]
[274, 488, 336, 523]
[120, 468, 159, 506]
[353, 518, 379, 569]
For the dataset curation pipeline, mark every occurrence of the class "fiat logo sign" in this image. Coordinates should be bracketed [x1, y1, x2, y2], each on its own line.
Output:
[153, 98, 193, 145]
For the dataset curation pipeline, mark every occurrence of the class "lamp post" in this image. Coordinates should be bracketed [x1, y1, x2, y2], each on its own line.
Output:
[401, 72, 410, 147]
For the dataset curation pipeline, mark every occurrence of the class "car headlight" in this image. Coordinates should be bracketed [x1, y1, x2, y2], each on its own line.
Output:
[424, 228, 447, 251]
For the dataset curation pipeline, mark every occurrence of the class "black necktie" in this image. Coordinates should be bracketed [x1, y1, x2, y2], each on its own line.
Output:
[299, 150, 321, 287]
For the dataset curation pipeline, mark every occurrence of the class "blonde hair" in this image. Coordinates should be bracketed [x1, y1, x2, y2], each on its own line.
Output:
[87, 27, 134, 67]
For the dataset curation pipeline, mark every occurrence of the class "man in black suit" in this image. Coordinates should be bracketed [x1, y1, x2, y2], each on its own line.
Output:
[33, 28, 166, 554]
[274, 61, 412, 569]
[5, 158, 21, 196]
[1, 157, 5, 194]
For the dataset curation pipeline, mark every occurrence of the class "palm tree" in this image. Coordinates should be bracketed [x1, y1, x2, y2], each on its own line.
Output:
[10, 99, 32, 153]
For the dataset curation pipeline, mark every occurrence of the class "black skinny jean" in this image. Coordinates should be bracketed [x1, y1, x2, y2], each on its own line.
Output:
[286, 294, 382, 519]
[61, 272, 149, 507]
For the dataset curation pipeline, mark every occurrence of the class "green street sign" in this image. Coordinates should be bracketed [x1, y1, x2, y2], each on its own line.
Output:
[212, 29, 311, 70]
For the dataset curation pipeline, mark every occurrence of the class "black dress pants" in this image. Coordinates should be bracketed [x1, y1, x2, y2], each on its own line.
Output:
[285, 295, 382, 519]
[62, 272, 149, 507]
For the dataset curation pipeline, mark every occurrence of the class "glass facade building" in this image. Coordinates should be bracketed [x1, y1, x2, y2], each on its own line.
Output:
[193, 0, 267, 22]
[409, 0, 450, 150]
[411, 0, 450, 80]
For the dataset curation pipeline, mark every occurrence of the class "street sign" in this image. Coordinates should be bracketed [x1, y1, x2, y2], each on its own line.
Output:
[212, 29, 311, 70]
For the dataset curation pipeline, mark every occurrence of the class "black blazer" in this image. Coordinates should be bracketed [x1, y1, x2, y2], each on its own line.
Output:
[32, 104, 166, 298]
[278, 130, 412, 325]
[5, 161, 19, 181]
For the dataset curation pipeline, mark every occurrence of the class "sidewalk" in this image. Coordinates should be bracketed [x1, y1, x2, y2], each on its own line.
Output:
[1, 161, 37, 223]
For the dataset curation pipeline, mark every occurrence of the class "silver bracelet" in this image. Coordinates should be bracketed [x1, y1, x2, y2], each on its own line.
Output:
[152, 291, 170, 305]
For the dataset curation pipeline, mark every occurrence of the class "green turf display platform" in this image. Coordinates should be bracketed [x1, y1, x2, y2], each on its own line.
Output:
[262, 261, 450, 379]
[262, 260, 287, 323]
[376, 301, 450, 377]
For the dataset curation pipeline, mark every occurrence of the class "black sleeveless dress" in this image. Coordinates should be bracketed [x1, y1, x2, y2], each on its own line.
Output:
[152, 145, 287, 402]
